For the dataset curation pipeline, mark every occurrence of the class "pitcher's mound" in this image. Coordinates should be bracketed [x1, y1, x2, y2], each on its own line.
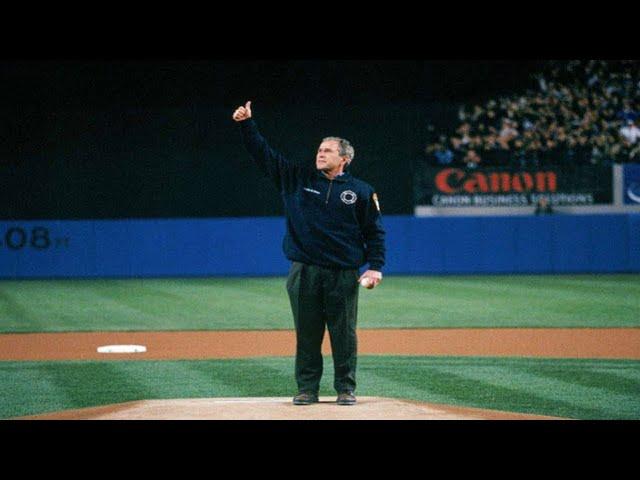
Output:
[19, 397, 563, 420]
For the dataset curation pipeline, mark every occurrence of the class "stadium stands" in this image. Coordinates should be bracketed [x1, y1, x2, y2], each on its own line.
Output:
[424, 60, 640, 168]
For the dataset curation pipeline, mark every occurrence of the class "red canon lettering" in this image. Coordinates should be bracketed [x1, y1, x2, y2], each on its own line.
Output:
[511, 173, 535, 192]
[435, 168, 465, 193]
[435, 168, 559, 194]
[536, 172, 557, 192]
[463, 173, 489, 193]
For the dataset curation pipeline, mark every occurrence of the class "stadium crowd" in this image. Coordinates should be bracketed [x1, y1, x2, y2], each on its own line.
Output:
[425, 60, 640, 168]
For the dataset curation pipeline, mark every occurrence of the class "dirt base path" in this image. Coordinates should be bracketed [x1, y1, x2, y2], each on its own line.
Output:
[1, 328, 639, 361]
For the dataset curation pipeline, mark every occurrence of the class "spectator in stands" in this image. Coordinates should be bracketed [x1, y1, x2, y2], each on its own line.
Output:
[620, 120, 640, 144]
[456, 122, 472, 147]
[432, 142, 454, 165]
[485, 109, 499, 131]
[463, 149, 482, 169]
[617, 100, 639, 123]
[534, 197, 554, 215]
[499, 119, 519, 142]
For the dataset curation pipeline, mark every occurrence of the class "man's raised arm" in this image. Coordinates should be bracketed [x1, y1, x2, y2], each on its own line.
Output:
[233, 100, 293, 188]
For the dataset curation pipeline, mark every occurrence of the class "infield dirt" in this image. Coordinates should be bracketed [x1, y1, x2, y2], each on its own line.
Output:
[1, 328, 638, 361]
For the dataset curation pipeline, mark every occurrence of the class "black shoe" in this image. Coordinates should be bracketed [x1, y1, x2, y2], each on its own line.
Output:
[336, 392, 356, 405]
[293, 392, 319, 405]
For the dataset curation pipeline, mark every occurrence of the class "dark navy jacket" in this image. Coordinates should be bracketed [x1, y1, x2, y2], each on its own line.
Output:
[240, 119, 386, 271]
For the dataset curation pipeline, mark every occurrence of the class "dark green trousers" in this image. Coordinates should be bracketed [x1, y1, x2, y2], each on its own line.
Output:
[286, 261, 359, 394]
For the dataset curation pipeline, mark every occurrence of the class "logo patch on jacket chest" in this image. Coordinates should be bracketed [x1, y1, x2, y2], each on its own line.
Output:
[340, 190, 357, 205]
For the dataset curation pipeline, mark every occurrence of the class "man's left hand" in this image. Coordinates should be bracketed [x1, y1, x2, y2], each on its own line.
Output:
[358, 270, 382, 289]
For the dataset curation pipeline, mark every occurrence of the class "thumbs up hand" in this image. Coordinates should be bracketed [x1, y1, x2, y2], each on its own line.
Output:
[232, 101, 253, 122]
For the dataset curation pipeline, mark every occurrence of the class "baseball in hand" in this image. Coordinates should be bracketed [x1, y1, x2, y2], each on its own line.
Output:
[360, 277, 374, 289]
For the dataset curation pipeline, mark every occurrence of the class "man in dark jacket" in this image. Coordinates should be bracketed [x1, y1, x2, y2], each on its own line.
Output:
[233, 101, 386, 406]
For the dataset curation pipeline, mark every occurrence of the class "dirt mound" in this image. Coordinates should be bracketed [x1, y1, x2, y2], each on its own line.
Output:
[17, 397, 564, 420]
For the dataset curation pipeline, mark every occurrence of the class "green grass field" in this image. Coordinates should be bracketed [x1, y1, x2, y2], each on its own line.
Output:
[1, 274, 639, 419]
[1, 274, 638, 332]
[1, 356, 638, 420]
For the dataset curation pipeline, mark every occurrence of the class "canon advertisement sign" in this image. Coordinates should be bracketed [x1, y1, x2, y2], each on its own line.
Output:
[417, 165, 613, 207]
[623, 164, 640, 205]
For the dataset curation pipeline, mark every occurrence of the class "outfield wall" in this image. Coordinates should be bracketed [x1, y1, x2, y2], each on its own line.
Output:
[1, 214, 638, 278]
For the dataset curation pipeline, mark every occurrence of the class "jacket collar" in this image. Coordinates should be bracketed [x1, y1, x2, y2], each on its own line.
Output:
[317, 170, 351, 183]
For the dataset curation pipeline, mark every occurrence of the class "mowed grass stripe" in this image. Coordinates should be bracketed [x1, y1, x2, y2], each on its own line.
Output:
[360, 275, 640, 327]
[0, 280, 165, 329]
[1, 356, 639, 420]
[0, 278, 293, 332]
[87, 279, 289, 325]
[419, 276, 640, 308]
[42, 361, 152, 408]
[363, 274, 640, 327]
[517, 364, 640, 398]
[0, 289, 34, 326]
[434, 364, 639, 419]
[186, 359, 296, 398]
[0, 275, 638, 332]
[362, 359, 601, 419]
[0, 362, 71, 418]
[87, 281, 286, 329]
[0, 359, 275, 418]
[147, 279, 292, 328]
[359, 356, 640, 419]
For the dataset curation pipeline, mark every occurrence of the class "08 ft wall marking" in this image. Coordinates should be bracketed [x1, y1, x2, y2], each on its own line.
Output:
[0, 227, 70, 251]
